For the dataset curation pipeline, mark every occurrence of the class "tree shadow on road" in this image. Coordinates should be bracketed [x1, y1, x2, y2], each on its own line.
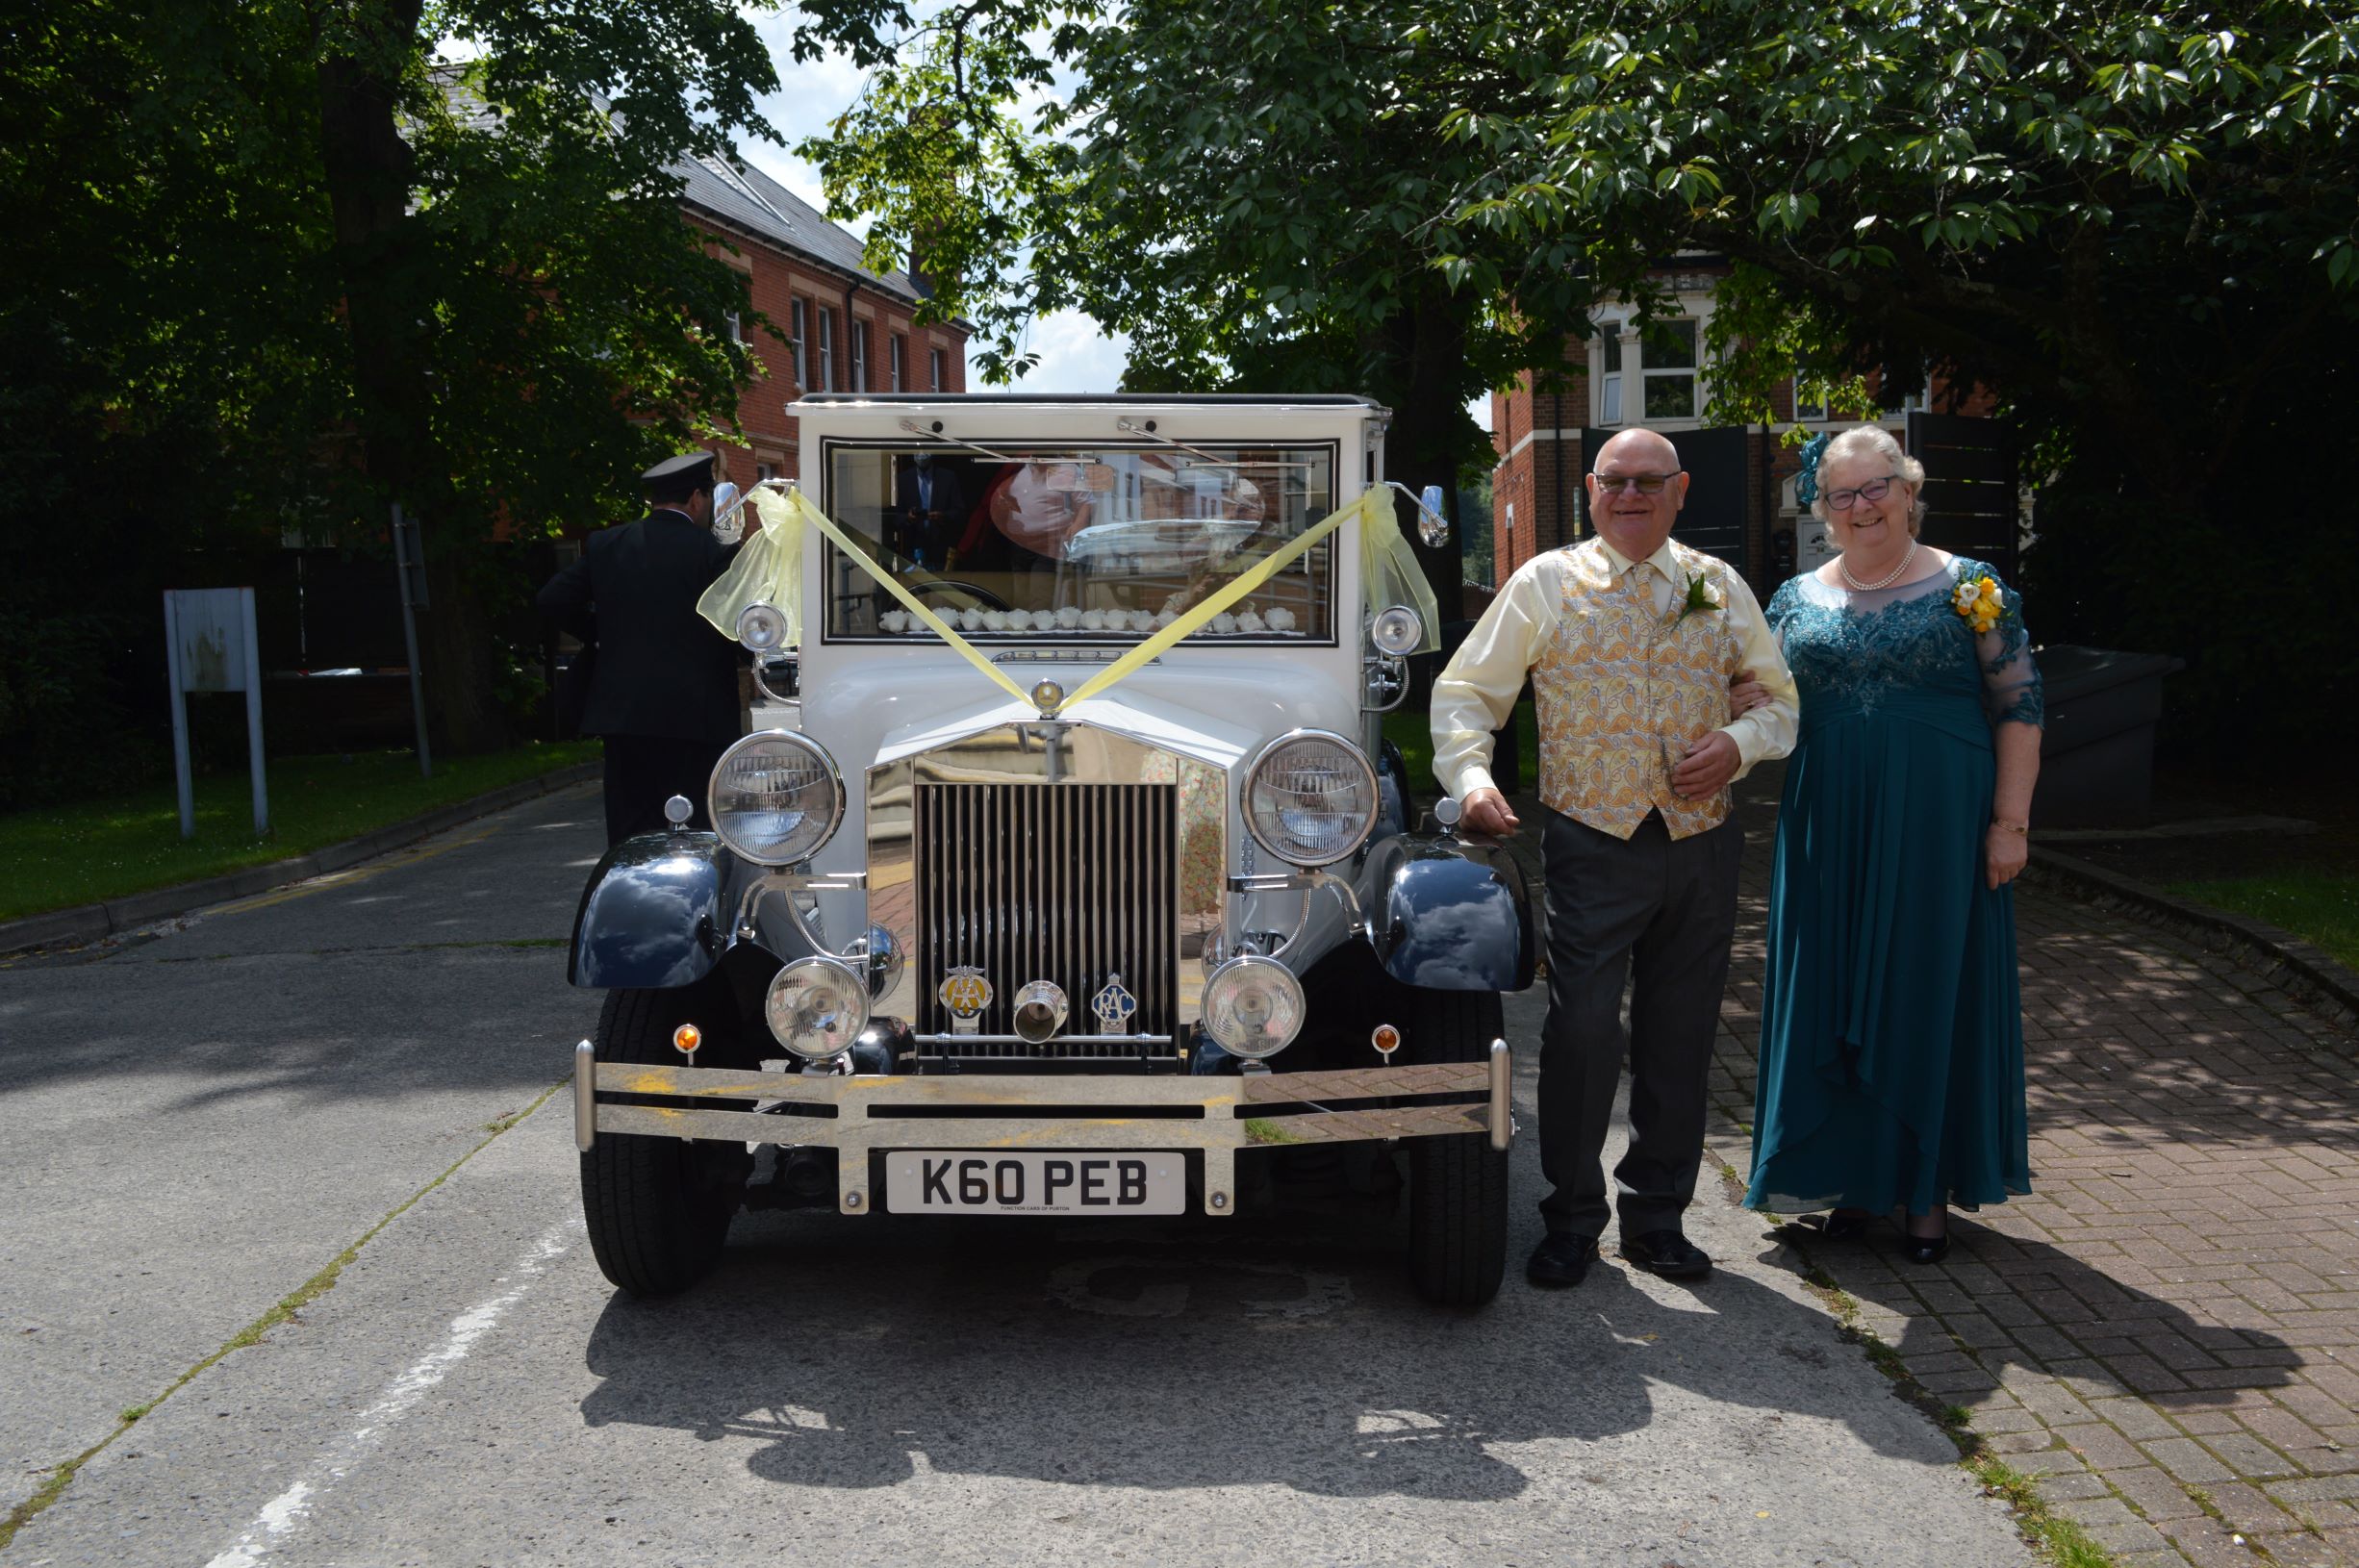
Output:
[1769, 1213, 2301, 1413]
[577, 1202, 1966, 1503]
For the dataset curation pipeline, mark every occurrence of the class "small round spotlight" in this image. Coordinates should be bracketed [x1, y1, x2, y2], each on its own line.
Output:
[765, 957, 870, 1060]
[1202, 955, 1306, 1060]
[1030, 679, 1065, 716]
[736, 602, 789, 652]
[1370, 605, 1422, 656]
[672, 1023, 702, 1056]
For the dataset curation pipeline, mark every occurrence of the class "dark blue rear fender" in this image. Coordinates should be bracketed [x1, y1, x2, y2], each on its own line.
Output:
[1370, 834, 1535, 993]
[569, 831, 742, 989]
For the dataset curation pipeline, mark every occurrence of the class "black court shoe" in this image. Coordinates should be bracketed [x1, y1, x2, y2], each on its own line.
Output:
[1898, 1211, 1952, 1265]
[1820, 1208, 1873, 1242]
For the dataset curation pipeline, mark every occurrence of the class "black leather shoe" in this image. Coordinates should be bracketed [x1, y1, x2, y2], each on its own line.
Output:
[1621, 1228, 1713, 1279]
[1820, 1209, 1872, 1242]
[1527, 1232, 1601, 1287]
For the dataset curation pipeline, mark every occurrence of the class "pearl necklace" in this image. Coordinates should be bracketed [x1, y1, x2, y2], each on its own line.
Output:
[1839, 541, 1918, 593]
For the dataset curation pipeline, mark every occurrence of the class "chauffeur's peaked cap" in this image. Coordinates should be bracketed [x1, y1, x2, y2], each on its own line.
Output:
[640, 451, 717, 491]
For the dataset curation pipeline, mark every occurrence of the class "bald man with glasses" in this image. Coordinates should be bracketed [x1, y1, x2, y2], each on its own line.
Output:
[1433, 427, 1798, 1288]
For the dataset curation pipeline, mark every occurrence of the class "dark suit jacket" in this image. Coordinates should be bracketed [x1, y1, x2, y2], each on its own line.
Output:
[536, 509, 743, 744]
[893, 460, 966, 558]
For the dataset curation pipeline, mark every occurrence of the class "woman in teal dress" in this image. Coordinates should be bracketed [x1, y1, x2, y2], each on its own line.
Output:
[1745, 425, 2043, 1264]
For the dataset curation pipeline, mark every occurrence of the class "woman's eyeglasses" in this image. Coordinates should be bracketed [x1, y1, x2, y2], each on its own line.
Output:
[1823, 474, 1900, 512]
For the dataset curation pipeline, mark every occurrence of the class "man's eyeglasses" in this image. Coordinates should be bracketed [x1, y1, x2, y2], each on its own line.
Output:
[1823, 473, 1900, 512]
[1592, 471, 1682, 495]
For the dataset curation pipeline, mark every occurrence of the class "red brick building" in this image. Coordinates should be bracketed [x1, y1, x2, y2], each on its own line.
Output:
[676, 154, 968, 492]
[1488, 262, 2000, 594]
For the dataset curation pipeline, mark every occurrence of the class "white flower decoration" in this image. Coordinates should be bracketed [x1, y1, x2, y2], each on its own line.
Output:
[1265, 606, 1297, 632]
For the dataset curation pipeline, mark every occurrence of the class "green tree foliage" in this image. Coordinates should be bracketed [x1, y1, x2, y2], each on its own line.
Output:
[797, 0, 1598, 598]
[1, 0, 777, 798]
[1440, 0, 2359, 746]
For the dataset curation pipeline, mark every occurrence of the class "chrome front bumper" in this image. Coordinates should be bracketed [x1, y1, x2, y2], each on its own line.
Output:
[574, 1040, 1512, 1217]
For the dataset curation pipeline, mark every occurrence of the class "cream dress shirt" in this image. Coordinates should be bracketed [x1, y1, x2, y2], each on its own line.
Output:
[1431, 538, 1801, 801]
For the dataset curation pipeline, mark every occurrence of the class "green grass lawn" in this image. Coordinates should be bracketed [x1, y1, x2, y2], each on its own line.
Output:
[2162, 872, 2359, 972]
[0, 742, 598, 921]
[1382, 700, 1536, 797]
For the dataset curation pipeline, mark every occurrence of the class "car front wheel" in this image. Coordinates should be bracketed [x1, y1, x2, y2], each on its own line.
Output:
[1404, 987, 1509, 1307]
[580, 986, 753, 1297]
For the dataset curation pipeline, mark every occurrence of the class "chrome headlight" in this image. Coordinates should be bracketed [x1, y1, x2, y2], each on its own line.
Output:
[1201, 955, 1305, 1059]
[1242, 729, 1379, 868]
[736, 601, 789, 652]
[709, 731, 842, 866]
[765, 956, 871, 1060]
[1370, 604, 1423, 656]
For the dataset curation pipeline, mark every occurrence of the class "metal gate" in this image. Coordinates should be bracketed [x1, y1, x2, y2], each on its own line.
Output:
[1906, 412, 2019, 579]
[1580, 426, 1750, 579]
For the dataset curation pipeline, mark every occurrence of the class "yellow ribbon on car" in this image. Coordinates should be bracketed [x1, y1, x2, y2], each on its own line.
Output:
[699, 481, 1413, 716]
[1061, 485, 1388, 708]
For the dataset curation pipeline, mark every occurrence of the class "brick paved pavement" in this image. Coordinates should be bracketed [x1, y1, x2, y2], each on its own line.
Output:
[1496, 787, 2359, 1567]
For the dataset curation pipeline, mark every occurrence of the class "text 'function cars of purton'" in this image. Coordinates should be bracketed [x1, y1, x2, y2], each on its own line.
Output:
[566, 395, 1534, 1306]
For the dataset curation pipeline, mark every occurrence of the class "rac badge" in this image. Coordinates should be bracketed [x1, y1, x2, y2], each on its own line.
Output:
[939, 967, 992, 1035]
[1090, 974, 1138, 1036]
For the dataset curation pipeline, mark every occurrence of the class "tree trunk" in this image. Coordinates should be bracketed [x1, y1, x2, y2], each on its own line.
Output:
[314, 0, 510, 754]
[1381, 288, 1473, 622]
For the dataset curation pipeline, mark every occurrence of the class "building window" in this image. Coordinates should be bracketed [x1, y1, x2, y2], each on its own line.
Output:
[1641, 318, 1698, 420]
[756, 462, 774, 482]
[791, 299, 807, 389]
[1792, 361, 1828, 421]
[889, 332, 904, 392]
[851, 322, 868, 392]
[1600, 327, 1624, 425]
[818, 307, 835, 391]
[928, 346, 945, 392]
[723, 308, 742, 342]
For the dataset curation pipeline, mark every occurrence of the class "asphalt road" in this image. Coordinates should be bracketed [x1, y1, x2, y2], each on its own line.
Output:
[1, 786, 2031, 1567]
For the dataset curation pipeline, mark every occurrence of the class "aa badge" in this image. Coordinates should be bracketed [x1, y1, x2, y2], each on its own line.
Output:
[939, 966, 992, 1035]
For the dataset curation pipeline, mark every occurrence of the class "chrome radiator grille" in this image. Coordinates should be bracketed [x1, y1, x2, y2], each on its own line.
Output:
[914, 781, 1178, 1056]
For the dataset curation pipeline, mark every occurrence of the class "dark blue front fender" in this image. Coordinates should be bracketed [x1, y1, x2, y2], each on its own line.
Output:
[1368, 833, 1535, 993]
[569, 831, 740, 989]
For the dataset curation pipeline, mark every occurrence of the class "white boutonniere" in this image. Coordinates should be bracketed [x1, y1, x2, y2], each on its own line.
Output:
[1672, 572, 1724, 625]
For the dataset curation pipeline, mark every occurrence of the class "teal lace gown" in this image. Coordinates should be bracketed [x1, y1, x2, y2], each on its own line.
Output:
[1745, 558, 2043, 1217]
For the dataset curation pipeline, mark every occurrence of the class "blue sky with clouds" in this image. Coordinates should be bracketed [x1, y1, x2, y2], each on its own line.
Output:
[735, 18, 1489, 429]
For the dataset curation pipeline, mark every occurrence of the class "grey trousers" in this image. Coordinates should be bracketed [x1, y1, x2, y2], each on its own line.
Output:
[1537, 807, 1743, 1239]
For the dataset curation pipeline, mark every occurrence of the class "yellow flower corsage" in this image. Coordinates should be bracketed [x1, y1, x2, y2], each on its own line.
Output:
[1951, 573, 2005, 635]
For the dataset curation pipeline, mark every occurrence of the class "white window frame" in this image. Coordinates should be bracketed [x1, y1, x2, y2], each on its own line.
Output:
[722, 308, 742, 343]
[851, 320, 868, 392]
[791, 299, 807, 389]
[1589, 296, 1714, 428]
[1792, 359, 1829, 422]
[928, 346, 945, 392]
[889, 331, 903, 392]
[818, 307, 836, 391]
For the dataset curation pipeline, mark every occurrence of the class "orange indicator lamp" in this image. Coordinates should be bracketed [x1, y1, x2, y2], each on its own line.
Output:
[1371, 1024, 1401, 1058]
[672, 1023, 702, 1056]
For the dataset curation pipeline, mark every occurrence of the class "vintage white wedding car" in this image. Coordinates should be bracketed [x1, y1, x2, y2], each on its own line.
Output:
[566, 394, 1533, 1305]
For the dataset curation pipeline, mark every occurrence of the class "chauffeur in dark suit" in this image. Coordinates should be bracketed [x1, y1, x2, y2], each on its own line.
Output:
[537, 452, 745, 847]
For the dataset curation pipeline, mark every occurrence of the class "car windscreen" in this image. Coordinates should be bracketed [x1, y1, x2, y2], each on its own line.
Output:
[821, 443, 1336, 643]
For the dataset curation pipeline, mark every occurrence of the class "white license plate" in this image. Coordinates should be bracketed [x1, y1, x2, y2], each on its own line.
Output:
[885, 1151, 1185, 1215]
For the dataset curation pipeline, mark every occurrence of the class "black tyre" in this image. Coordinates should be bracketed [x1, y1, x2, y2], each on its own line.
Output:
[580, 986, 754, 1297]
[1404, 987, 1509, 1307]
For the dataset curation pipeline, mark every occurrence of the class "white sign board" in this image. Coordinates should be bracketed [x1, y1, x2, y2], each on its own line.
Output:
[165, 588, 267, 838]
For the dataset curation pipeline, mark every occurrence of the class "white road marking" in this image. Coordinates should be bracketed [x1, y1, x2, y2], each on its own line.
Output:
[204, 1221, 575, 1568]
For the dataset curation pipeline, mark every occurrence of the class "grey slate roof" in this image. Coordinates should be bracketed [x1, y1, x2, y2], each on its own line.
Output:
[676, 152, 928, 306]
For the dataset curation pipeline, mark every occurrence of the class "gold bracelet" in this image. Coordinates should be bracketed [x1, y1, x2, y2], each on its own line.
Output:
[1991, 819, 2029, 836]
